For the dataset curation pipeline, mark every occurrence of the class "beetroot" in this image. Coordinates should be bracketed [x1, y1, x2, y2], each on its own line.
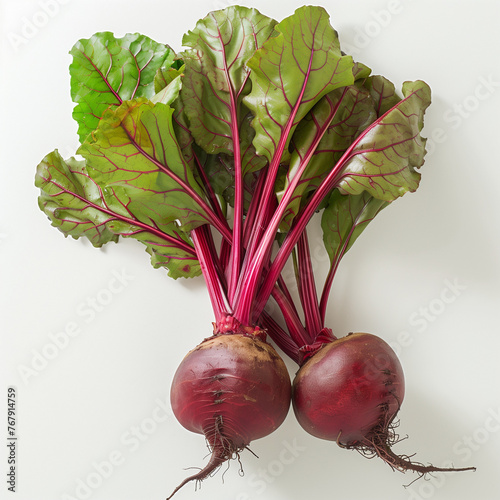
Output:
[168, 332, 291, 498]
[293, 332, 404, 444]
[292, 332, 475, 474]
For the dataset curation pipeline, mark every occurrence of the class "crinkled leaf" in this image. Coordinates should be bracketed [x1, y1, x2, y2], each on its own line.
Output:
[321, 74, 401, 267]
[78, 98, 213, 234]
[353, 61, 372, 81]
[154, 64, 185, 93]
[321, 189, 388, 266]
[335, 80, 431, 200]
[106, 220, 201, 279]
[151, 71, 183, 106]
[70, 32, 175, 141]
[35, 150, 200, 279]
[318, 75, 398, 262]
[244, 5, 355, 163]
[364, 75, 401, 116]
[180, 5, 275, 173]
[152, 66, 197, 171]
[35, 150, 118, 247]
[278, 84, 377, 231]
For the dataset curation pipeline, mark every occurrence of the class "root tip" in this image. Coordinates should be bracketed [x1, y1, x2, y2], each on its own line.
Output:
[166, 452, 225, 500]
[367, 431, 476, 477]
[345, 416, 476, 479]
[166, 430, 244, 499]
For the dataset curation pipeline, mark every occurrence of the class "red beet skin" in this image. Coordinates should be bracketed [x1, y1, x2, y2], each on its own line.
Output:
[292, 332, 476, 476]
[292, 332, 404, 445]
[167, 333, 291, 498]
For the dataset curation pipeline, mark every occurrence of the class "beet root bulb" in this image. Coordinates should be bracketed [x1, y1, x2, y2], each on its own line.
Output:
[293, 332, 475, 476]
[168, 333, 291, 498]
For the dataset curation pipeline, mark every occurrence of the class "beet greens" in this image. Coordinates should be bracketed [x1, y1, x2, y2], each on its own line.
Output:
[35, 4, 475, 497]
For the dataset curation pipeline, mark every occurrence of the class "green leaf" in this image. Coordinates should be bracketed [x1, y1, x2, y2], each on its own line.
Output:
[321, 189, 388, 266]
[152, 64, 195, 169]
[70, 32, 175, 142]
[244, 5, 355, 163]
[278, 84, 377, 231]
[171, 101, 199, 173]
[154, 64, 185, 93]
[151, 70, 183, 106]
[78, 98, 213, 234]
[180, 6, 275, 173]
[106, 220, 201, 279]
[363, 74, 401, 116]
[336, 80, 431, 201]
[35, 150, 119, 247]
[353, 61, 372, 81]
[317, 77, 398, 271]
[35, 150, 200, 279]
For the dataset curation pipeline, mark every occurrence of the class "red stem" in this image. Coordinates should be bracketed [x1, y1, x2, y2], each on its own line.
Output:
[296, 229, 322, 337]
[219, 237, 231, 276]
[252, 89, 409, 318]
[242, 51, 316, 272]
[232, 174, 277, 322]
[271, 285, 310, 347]
[233, 91, 344, 325]
[319, 201, 367, 323]
[221, 59, 243, 306]
[242, 168, 267, 248]
[276, 275, 301, 321]
[252, 163, 345, 319]
[259, 312, 300, 365]
[204, 224, 228, 295]
[192, 150, 227, 224]
[191, 226, 229, 322]
[319, 262, 337, 326]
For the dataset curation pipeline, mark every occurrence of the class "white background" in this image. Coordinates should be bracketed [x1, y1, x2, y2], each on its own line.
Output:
[1, 1, 499, 499]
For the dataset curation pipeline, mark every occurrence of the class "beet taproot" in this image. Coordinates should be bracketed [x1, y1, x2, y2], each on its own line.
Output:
[293, 332, 475, 475]
[168, 333, 291, 498]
